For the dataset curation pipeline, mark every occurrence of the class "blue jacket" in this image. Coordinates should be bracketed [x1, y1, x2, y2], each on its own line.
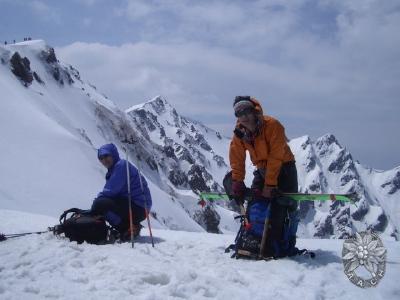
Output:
[97, 143, 152, 210]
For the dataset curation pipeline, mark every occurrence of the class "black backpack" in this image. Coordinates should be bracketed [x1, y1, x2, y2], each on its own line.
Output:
[52, 208, 110, 244]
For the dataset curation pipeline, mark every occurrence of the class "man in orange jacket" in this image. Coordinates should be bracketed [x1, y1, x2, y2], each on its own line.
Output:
[229, 95, 298, 203]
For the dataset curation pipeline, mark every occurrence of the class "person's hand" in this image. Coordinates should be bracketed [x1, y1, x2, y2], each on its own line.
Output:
[251, 187, 262, 198]
[232, 181, 246, 205]
[262, 185, 279, 199]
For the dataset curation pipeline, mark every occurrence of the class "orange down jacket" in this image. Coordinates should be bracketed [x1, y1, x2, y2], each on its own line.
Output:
[229, 99, 295, 186]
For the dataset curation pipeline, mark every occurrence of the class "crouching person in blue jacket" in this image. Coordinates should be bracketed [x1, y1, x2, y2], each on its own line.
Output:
[92, 143, 152, 239]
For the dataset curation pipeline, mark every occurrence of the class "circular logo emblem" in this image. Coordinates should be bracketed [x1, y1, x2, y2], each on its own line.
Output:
[342, 231, 387, 288]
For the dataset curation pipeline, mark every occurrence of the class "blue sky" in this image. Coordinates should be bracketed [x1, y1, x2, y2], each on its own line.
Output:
[1, 0, 399, 170]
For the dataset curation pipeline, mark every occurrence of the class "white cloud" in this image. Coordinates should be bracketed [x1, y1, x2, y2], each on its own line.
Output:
[125, 0, 154, 19]
[30, 0, 49, 13]
[79, 0, 98, 6]
[29, 0, 61, 23]
[56, 0, 400, 169]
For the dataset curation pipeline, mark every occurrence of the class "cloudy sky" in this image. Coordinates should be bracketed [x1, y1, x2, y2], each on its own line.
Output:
[1, 0, 399, 170]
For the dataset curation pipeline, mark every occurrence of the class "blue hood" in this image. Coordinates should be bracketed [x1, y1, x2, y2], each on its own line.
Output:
[98, 143, 120, 165]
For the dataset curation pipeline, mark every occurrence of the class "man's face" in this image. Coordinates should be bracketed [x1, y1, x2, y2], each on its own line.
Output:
[237, 108, 257, 131]
[99, 155, 114, 169]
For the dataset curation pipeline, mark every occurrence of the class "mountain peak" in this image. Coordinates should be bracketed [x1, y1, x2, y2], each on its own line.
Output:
[316, 133, 341, 147]
[147, 95, 165, 104]
[126, 95, 172, 115]
[145, 95, 171, 115]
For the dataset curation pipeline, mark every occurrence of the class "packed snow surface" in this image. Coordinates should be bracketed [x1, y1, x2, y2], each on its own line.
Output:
[0, 210, 399, 300]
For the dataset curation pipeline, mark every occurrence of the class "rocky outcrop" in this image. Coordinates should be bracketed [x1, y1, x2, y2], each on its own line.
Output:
[381, 171, 400, 195]
[193, 205, 221, 233]
[10, 52, 33, 86]
[188, 165, 212, 193]
[33, 71, 44, 84]
[39, 47, 74, 85]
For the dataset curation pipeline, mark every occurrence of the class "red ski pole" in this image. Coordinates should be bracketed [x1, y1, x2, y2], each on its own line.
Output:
[138, 168, 154, 248]
[125, 149, 134, 248]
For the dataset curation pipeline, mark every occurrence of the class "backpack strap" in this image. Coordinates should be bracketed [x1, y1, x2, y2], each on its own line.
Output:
[225, 217, 248, 259]
[59, 208, 85, 224]
[225, 244, 236, 255]
[295, 248, 316, 258]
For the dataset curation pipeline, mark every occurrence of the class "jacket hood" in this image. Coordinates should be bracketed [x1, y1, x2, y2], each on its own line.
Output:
[98, 143, 120, 164]
[249, 97, 264, 115]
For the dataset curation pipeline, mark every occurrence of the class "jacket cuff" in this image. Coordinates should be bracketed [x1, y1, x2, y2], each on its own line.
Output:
[265, 178, 278, 186]
[232, 173, 245, 182]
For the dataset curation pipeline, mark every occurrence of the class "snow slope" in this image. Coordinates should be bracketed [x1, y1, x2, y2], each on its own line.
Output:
[0, 40, 233, 233]
[0, 210, 399, 300]
[0, 41, 105, 215]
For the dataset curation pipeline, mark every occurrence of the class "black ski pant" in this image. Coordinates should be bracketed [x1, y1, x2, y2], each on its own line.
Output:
[91, 197, 146, 232]
[251, 160, 298, 195]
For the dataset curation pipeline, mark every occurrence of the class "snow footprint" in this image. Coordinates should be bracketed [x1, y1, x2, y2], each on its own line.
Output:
[69, 260, 84, 269]
[71, 276, 89, 284]
[291, 273, 305, 286]
[23, 286, 40, 295]
[12, 260, 31, 270]
[141, 273, 171, 286]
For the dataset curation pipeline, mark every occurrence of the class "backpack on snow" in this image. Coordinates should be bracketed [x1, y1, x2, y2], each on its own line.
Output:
[223, 172, 314, 260]
[226, 199, 309, 259]
[52, 208, 111, 244]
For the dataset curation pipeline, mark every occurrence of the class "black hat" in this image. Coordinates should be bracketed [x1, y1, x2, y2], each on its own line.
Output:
[233, 96, 254, 113]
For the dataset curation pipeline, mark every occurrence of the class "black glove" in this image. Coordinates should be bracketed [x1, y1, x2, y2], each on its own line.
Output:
[262, 185, 280, 199]
[232, 181, 246, 205]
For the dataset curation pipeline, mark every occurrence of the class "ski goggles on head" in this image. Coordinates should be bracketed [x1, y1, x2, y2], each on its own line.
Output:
[235, 107, 255, 118]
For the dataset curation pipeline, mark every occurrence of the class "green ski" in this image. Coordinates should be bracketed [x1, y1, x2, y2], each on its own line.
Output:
[282, 193, 355, 202]
[199, 191, 356, 203]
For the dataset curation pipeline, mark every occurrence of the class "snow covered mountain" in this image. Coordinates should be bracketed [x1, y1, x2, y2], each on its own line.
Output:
[126, 96, 228, 194]
[0, 40, 398, 239]
[290, 136, 399, 240]
[0, 40, 235, 234]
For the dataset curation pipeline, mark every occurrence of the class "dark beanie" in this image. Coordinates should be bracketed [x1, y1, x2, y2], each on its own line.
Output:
[233, 96, 254, 112]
